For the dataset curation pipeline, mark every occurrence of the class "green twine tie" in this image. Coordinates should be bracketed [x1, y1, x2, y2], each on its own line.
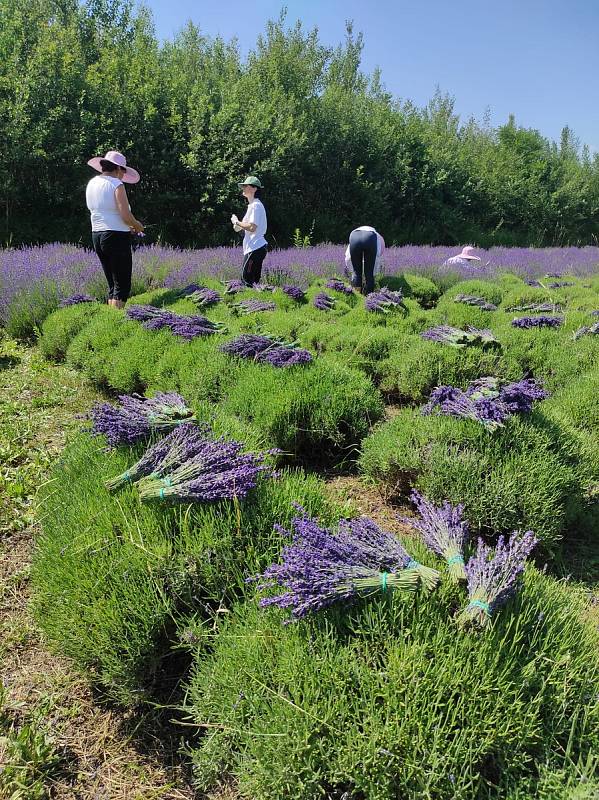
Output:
[380, 572, 388, 592]
[468, 599, 491, 615]
[122, 470, 131, 482]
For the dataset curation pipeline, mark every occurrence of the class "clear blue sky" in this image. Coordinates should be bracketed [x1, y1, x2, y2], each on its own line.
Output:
[146, 0, 599, 152]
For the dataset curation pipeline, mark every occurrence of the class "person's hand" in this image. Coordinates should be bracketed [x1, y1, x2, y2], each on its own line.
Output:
[231, 214, 239, 226]
[131, 220, 144, 234]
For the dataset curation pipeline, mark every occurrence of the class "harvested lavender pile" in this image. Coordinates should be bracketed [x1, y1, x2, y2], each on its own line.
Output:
[401, 491, 468, 581]
[88, 392, 195, 449]
[221, 334, 312, 368]
[223, 279, 247, 294]
[313, 292, 335, 311]
[421, 377, 548, 429]
[136, 429, 274, 503]
[364, 287, 405, 313]
[453, 294, 497, 311]
[325, 278, 353, 295]
[505, 302, 562, 313]
[179, 283, 204, 296]
[187, 287, 221, 308]
[526, 280, 542, 287]
[511, 315, 564, 329]
[458, 531, 537, 628]
[233, 299, 276, 314]
[572, 322, 599, 340]
[420, 325, 500, 349]
[253, 512, 439, 621]
[282, 285, 306, 302]
[127, 304, 223, 338]
[59, 293, 96, 307]
[252, 283, 277, 292]
[547, 281, 575, 288]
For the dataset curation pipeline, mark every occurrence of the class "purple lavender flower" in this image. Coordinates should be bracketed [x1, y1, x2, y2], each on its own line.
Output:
[221, 334, 281, 359]
[511, 315, 564, 329]
[325, 278, 353, 295]
[498, 379, 549, 413]
[104, 421, 206, 491]
[401, 491, 469, 581]
[506, 302, 562, 313]
[233, 299, 276, 314]
[254, 513, 439, 621]
[179, 283, 204, 296]
[313, 292, 335, 311]
[128, 304, 223, 338]
[252, 283, 277, 293]
[126, 304, 167, 322]
[88, 392, 195, 449]
[420, 325, 499, 349]
[454, 294, 497, 311]
[187, 287, 221, 308]
[259, 346, 313, 368]
[364, 287, 405, 313]
[547, 281, 575, 288]
[59, 293, 96, 307]
[458, 531, 538, 628]
[223, 279, 247, 294]
[572, 322, 599, 340]
[282, 285, 306, 302]
[136, 435, 272, 503]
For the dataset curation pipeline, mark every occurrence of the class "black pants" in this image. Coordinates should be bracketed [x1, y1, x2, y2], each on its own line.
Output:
[92, 230, 132, 301]
[242, 245, 267, 286]
[349, 229, 377, 294]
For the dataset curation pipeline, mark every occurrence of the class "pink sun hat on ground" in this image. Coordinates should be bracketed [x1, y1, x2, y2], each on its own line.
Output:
[87, 150, 140, 184]
[459, 246, 481, 261]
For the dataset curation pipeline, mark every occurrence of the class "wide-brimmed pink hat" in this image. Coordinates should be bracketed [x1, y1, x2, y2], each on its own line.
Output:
[87, 150, 140, 184]
[459, 246, 481, 261]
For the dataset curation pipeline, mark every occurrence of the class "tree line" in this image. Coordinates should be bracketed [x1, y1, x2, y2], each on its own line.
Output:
[2, 0, 598, 248]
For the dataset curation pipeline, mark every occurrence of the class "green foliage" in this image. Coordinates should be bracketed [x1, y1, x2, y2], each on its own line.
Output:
[39, 302, 102, 361]
[359, 409, 593, 548]
[186, 572, 599, 799]
[381, 273, 441, 307]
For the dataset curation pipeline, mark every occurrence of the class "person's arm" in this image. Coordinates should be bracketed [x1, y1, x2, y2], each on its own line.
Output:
[115, 184, 144, 233]
[232, 202, 257, 233]
[236, 219, 257, 233]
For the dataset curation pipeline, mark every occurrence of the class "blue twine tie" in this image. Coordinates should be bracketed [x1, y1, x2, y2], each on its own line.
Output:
[380, 572, 388, 592]
[406, 559, 420, 569]
[468, 599, 491, 615]
[447, 555, 464, 565]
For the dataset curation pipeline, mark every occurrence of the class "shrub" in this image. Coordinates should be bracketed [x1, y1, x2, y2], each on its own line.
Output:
[380, 273, 441, 308]
[186, 570, 599, 799]
[39, 302, 102, 360]
[359, 408, 591, 548]
[4, 282, 62, 340]
[440, 279, 505, 306]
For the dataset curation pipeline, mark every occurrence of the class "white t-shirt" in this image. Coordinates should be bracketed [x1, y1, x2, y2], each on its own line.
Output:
[86, 175, 130, 232]
[345, 226, 386, 272]
[242, 199, 267, 255]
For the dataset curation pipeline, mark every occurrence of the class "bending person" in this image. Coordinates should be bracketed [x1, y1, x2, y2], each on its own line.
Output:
[86, 150, 144, 308]
[443, 246, 482, 269]
[231, 176, 268, 286]
[345, 226, 385, 295]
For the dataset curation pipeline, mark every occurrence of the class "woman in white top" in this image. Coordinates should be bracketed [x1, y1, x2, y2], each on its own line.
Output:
[231, 176, 268, 286]
[442, 246, 482, 269]
[86, 150, 144, 308]
[345, 226, 385, 294]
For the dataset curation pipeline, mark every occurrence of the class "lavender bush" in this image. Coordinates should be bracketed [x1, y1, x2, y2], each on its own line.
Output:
[458, 531, 538, 628]
[254, 512, 439, 621]
[87, 392, 194, 448]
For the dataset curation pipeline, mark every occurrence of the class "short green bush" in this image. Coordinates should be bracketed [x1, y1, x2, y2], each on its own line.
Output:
[186, 570, 599, 800]
[380, 273, 441, 307]
[39, 302, 102, 360]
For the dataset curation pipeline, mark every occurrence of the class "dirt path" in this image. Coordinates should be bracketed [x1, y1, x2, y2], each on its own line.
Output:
[0, 339, 198, 799]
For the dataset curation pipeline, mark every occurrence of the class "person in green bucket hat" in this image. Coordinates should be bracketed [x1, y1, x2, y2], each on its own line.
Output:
[231, 176, 268, 286]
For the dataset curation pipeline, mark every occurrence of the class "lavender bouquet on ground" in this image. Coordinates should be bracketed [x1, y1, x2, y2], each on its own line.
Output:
[572, 322, 599, 340]
[282, 285, 306, 302]
[223, 279, 247, 294]
[88, 392, 195, 449]
[187, 287, 221, 308]
[364, 287, 405, 313]
[233, 299, 276, 314]
[136, 434, 273, 504]
[454, 294, 497, 311]
[401, 491, 469, 581]
[506, 302, 562, 313]
[252, 283, 277, 292]
[126, 304, 169, 322]
[547, 281, 575, 288]
[511, 315, 564, 329]
[458, 531, 537, 629]
[221, 334, 312, 368]
[326, 278, 353, 295]
[313, 292, 335, 311]
[104, 421, 208, 491]
[254, 513, 439, 621]
[421, 325, 500, 349]
[59, 293, 96, 307]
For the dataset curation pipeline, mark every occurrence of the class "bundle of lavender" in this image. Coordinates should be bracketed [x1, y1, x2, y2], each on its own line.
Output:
[420, 325, 500, 350]
[505, 302, 562, 313]
[282, 285, 306, 302]
[511, 315, 564, 329]
[187, 287, 221, 308]
[457, 531, 537, 629]
[59, 293, 96, 307]
[88, 392, 195, 449]
[547, 281, 575, 288]
[325, 278, 353, 295]
[313, 292, 335, 311]
[572, 322, 599, 340]
[126, 304, 168, 322]
[453, 294, 497, 311]
[422, 377, 548, 430]
[253, 513, 439, 621]
[221, 334, 312, 368]
[526, 280, 542, 287]
[223, 279, 247, 294]
[127, 304, 224, 339]
[401, 491, 468, 581]
[179, 283, 205, 296]
[364, 287, 405, 313]
[136, 433, 273, 504]
[104, 421, 209, 491]
[233, 299, 276, 314]
[252, 283, 277, 292]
